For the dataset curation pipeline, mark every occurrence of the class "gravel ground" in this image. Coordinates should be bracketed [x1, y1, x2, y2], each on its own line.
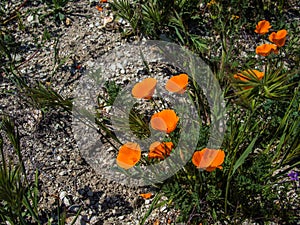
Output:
[0, 0, 299, 225]
[1, 1, 181, 224]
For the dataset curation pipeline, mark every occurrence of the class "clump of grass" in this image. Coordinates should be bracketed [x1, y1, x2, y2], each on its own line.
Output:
[38, 0, 73, 25]
[0, 116, 82, 224]
[110, 0, 208, 54]
[108, 0, 299, 224]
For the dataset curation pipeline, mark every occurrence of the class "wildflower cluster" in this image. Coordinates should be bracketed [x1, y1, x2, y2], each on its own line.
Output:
[116, 74, 187, 169]
[116, 74, 225, 172]
[1, 0, 299, 224]
[255, 20, 288, 57]
[233, 20, 288, 94]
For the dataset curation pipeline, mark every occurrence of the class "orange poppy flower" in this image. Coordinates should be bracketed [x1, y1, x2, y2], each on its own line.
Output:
[132, 78, 157, 99]
[255, 43, 278, 57]
[150, 109, 179, 133]
[139, 192, 153, 199]
[165, 73, 189, 94]
[269, 29, 287, 47]
[148, 141, 174, 159]
[254, 20, 272, 34]
[116, 142, 141, 169]
[192, 148, 225, 172]
[234, 69, 264, 89]
[234, 69, 264, 82]
[95, 5, 103, 11]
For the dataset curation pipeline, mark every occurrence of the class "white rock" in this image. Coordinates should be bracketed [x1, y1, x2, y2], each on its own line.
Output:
[116, 62, 124, 69]
[27, 15, 34, 23]
[104, 106, 111, 113]
[59, 170, 67, 176]
[118, 215, 125, 220]
[63, 197, 71, 207]
[107, 147, 115, 152]
[86, 60, 95, 68]
[90, 216, 98, 224]
[160, 205, 167, 212]
[59, 191, 67, 200]
[110, 64, 116, 71]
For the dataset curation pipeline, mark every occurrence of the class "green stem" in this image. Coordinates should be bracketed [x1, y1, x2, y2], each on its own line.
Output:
[224, 174, 231, 214]
[0, 134, 6, 175]
[224, 106, 262, 213]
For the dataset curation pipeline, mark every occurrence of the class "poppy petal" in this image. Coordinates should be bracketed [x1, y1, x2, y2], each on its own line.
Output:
[198, 148, 219, 169]
[139, 192, 152, 199]
[95, 5, 103, 11]
[116, 142, 141, 169]
[150, 109, 179, 133]
[256, 43, 278, 57]
[148, 141, 174, 159]
[269, 29, 287, 47]
[205, 166, 217, 172]
[165, 74, 189, 94]
[254, 20, 271, 34]
[234, 69, 264, 89]
[209, 150, 225, 168]
[150, 117, 168, 133]
[192, 150, 205, 168]
[132, 78, 157, 99]
[192, 148, 225, 172]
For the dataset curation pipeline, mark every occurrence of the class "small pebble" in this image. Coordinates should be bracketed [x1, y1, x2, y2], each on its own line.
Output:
[27, 15, 34, 23]
[59, 171, 67, 176]
[59, 191, 67, 200]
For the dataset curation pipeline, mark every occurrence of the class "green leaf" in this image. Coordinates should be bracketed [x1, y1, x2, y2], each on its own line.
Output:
[139, 193, 165, 225]
[58, 12, 65, 21]
[231, 135, 258, 177]
[69, 206, 82, 225]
